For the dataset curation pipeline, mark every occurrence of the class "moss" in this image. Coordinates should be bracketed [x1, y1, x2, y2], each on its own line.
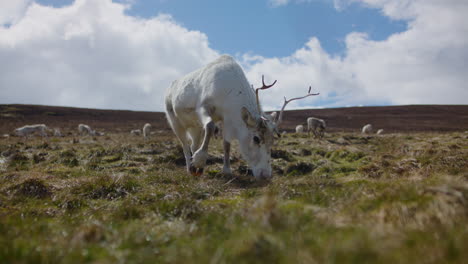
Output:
[9, 178, 52, 199]
[102, 153, 122, 163]
[285, 162, 315, 176]
[7, 152, 29, 168]
[271, 149, 295, 162]
[73, 175, 140, 200]
[0, 132, 467, 263]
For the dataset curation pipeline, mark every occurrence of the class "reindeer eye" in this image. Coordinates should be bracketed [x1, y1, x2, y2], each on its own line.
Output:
[253, 136, 261, 145]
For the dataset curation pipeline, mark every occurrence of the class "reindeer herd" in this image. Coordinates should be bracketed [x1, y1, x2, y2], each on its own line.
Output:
[12, 122, 154, 139]
[9, 55, 386, 181]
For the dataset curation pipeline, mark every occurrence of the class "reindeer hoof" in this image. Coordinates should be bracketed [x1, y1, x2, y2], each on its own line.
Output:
[189, 164, 204, 176]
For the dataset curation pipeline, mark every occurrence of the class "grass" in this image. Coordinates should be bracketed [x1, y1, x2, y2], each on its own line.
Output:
[0, 131, 467, 263]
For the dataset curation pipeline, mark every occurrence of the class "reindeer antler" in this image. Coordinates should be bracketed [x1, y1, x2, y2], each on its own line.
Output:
[275, 86, 319, 128]
[255, 75, 277, 113]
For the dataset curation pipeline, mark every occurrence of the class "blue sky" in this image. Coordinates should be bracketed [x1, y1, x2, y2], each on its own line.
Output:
[37, 0, 406, 57]
[1, 0, 467, 111]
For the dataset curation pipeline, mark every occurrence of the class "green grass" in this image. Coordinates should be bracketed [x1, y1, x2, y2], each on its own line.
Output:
[0, 131, 467, 263]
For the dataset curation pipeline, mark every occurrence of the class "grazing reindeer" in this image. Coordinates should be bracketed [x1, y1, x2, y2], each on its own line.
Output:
[307, 117, 326, 138]
[14, 124, 49, 137]
[78, 124, 96, 136]
[143, 123, 152, 139]
[130, 129, 142, 136]
[295, 125, 305, 133]
[165, 55, 319, 180]
[362, 124, 373, 134]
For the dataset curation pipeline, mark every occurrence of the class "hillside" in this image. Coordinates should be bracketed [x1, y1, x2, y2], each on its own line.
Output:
[1, 104, 467, 134]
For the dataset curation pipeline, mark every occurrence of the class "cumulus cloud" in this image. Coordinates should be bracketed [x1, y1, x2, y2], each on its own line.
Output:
[269, 0, 291, 7]
[0, 0, 32, 25]
[247, 0, 468, 109]
[242, 38, 367, 110]
[0, 0, 466, 112]
[0, 0, 218, 110]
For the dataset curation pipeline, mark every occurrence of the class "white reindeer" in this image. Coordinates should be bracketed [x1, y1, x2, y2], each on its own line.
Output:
[165, 55, 318, 180]
[130, 129, 142, 136]
[307, 117, 326, 138]
[376, 129, 384, 135]
[295, 125, 304, 133]
[78, 124, 96, 136]
[14, 124, 49, 137]
[362, 124, 373, 134]
[143, 123, 151, 139]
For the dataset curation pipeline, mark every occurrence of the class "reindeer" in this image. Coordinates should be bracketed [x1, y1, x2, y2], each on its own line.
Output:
[143, 123, 152, 139]
[165, 55, 318, 180]
[295, 125, 305, 133]
[78, 124, 98, 136]
[362, 124, 373, 134]
[14, 124, 49, 137]
[307, 117, 326, 138]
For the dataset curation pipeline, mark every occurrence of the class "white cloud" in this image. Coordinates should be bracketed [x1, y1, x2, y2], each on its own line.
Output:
[248, 0, 468, 109]
[0, 0, 466, 112]
[242, 38, 367, 110]
[0, 0, 32, 25]
[269, 0, 291, 7]
[0, 0, 218, 111]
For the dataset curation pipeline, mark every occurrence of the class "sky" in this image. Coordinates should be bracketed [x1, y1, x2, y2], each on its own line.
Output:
[0, 0, 467, 111]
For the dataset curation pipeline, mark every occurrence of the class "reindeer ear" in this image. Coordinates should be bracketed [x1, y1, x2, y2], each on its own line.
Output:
[270, 112, 278, 122]
[241, 107, 257, 128]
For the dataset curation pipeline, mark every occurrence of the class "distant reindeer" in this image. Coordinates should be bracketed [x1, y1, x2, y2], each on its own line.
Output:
[362, 124, 373, 134]
[78, 124, 96, 136]
[143, 123, 151, 139]
[307, 117, 326, 138]
[295, 125, 304, 133]
[14, 124, 49, 137]
[130, 129, 142, 136]
[165, 55, 319, 180]
[376, 129, 384, 135]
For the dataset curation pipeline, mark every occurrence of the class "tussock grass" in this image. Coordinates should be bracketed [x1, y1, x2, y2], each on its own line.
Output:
[0, 131, 467, 263]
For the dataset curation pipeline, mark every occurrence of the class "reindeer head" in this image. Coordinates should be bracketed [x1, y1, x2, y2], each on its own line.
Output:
[239, 107, 276, 180]
[240, 76, 319, 180]
[237, 76, 278, 180]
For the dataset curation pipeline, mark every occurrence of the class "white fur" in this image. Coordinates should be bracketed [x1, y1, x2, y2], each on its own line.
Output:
[376, 129, 384, 135]
[307, 117, 326, 138]
[362, 124, 373, 134]
[295, 125, 304, 133]
[14, 124, 49, 137]
[131, 129, 142, 136]
[165, 55, 276, 180]
[78, 124, 96, 136]
[267, 111, 277, 122]
[143, 123, 151, 138]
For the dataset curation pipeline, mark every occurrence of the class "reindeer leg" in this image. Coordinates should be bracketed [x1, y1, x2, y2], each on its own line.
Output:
[191, 107, 215, 176]
[166, 108, 192, 174]
[222, 140, 232, 175]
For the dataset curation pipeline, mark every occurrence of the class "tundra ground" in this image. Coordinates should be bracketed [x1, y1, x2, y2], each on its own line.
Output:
[0, 131, 467, 263]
